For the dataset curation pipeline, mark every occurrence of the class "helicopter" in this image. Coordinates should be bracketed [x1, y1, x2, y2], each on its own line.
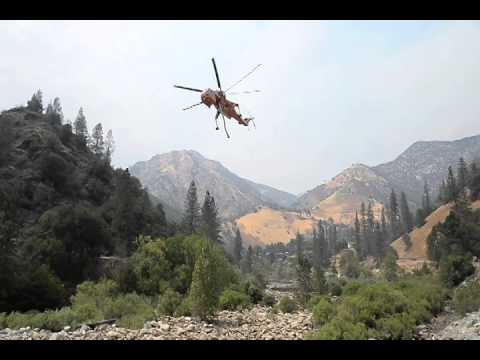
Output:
[174, 58, 261, 138]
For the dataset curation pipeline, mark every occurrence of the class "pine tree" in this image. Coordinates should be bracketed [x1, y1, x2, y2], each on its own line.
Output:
[233, 228, 243, 265]
[422, 181, 432, 215]
[312, 266, 327, 295]
[389, 189, 400, 240]
[189, 238, 222, 320]
[457, 157, 469, 198]
[366, 202, 375, 255]
[438, 179, 447, 204]
[105, 129, 115, 163]
[201, 191, 221, 243]
[46, 97, 64, 126]
[354, 211, 361, 257]
[27, 90, 43, 113]
[331, 224, 337, 259]
[73, 107, 89, 146]
[295, 232, 312, 303]
[312, 227, 321, 268]
[380, 206, 388, 244]
[446, 166, 458, 202]
[399, 192, 414, 234]
[374, 221, 384, 260]
[319, 222, 329, 266]
[91, 123, 105, 156]
[470, 162, 478, 184]
[360, 202, 369, 257]
[415, 208, 426, 228]
[182, 180, 201, 235]
[244, 245, 253, 273]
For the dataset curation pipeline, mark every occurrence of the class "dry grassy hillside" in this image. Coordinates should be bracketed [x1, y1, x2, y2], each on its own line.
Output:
[236, 207, 318, 247]
[236, 197, 384, 247]
[311, 192, 384, 224]
[391, 200, 480, 271]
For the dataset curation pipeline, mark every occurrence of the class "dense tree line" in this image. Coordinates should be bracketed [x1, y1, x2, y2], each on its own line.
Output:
[427, 157, 480, 287]
[0, 91, 171, 312]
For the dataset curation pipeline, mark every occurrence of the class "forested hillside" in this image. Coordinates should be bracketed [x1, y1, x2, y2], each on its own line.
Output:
[0, 91, 169, 312]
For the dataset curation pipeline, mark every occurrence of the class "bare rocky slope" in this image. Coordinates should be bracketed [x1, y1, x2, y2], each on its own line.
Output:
[294, 135, 480, 223]
[130, 150, 296, 221]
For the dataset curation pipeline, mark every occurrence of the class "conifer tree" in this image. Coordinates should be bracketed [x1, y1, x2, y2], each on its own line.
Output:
[446, 166, 458, 202]
[400, 192, 414, 234]
[295, 232, 312, 303]
[182, 180, 201, 235]
[244, 245, 253, 273]
[105, 129, 115, 163]
[189, 238, 222, 320]
[354, 211, 361, 257]
[27, 90, 43, 113]
[91, 123, 105, 156]
[438, 179, 447, 204]
[360, 202, 369, 257]
[46, 97, 64, 126]
[233, 228, 243, 265]
[73, 107, 89, 146]
[457, 157, 469, 198]
[201, 191, 221, 243]
[366, 202, 375, 254]
[380, 207, 388, 243]
[422, 180, 432, 215]
[389, 189, 400, 240]
[374, 221, 384, 260]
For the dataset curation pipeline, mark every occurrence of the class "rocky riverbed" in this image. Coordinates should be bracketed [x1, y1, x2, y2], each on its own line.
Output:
[416, 307, 480, 340]
[0, 306, 313, 340]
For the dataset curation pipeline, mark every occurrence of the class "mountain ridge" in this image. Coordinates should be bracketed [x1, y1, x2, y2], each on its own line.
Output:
[130, 150, 297, 221]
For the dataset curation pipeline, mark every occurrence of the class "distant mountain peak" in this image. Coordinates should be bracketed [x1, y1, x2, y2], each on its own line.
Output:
[130, 150, 297, 220]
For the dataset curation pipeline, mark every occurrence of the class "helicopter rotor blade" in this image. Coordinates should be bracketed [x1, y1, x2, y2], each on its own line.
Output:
[228, 90, 261, 95]
[182, 102, 204, 111]
[174, 85, 203, 93]
[225, 64, 262, 93]
[212, 58, 222, 90]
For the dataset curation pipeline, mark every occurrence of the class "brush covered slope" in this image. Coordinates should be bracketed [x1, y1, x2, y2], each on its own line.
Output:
[0, 106, 168, 312]
[391, 200, 480, 270]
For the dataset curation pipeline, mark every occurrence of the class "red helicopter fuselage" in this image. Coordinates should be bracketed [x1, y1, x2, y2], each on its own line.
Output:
[200, 89, 249, 126]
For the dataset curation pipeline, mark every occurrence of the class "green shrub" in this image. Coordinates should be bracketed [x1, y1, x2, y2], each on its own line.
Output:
[308, 279, 448, 340]
[0, 313, 6, 328]
[278, 296, 297, 313]
[131, 240, 171, 296]
[243, 279, 264, 304]
[312, 298, 336, 327]
[454, 281, 480, 315]
[42, 308, 79, 331]
[219, 289, 251, 310]
[309, 318, 369, 340]
[189, 237, 237, 319]
[307, 294, 327, 310]
[157, 288, 182, 316]
[70, 279, 155, 329]
[39, 153, 72, 192]
[328, 279, 343, 296]
[175, 297, 193, 317]
[338, 250, 360, 279]
[439, 253, 475, 288]
[261, 294, 276, 307]
[4, 307, 79, 331]
[382, 254, 399, 282]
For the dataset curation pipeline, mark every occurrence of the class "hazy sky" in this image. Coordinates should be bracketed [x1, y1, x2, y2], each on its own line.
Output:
[1, 20, 480, 195]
